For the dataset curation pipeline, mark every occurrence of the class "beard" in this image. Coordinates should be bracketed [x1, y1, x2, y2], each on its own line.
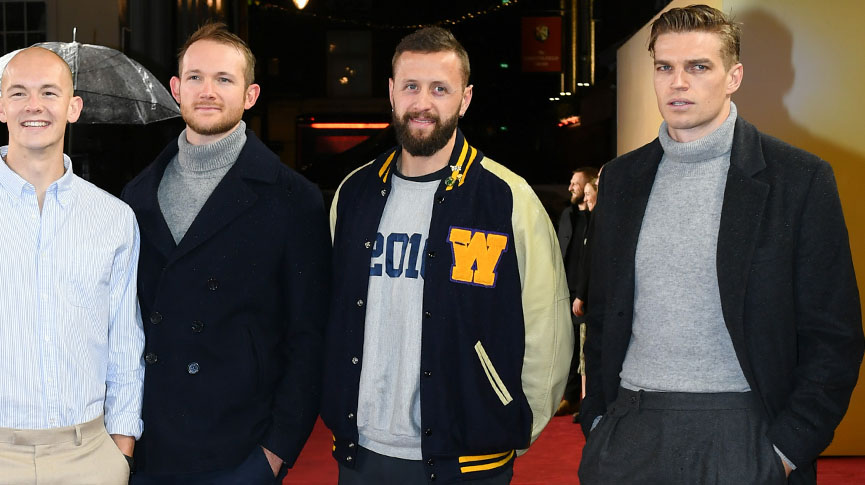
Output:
[181, 103, 244, 138]
[393, 108, 459, 157]
[570, 191, 584, 205]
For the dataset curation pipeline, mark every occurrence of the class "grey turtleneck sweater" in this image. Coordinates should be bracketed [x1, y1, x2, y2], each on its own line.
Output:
[620, 102, 750, 393]
[158, 122, 247, 243]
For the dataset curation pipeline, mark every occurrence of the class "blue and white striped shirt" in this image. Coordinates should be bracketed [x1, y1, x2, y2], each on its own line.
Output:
[0, 147, 145, 438]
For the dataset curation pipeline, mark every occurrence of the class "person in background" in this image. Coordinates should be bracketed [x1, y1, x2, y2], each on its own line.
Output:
[0, 47, 144, 484]
[555, 167, 598, 418]
[579, 5, 863, 484]
[122, 23, 330, 484]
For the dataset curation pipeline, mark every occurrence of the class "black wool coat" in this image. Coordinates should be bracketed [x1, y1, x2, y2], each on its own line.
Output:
[121, 131, 331, 475]
[580, 117, 863, 485]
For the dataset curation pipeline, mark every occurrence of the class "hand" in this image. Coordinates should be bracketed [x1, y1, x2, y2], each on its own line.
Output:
[261, 446, 283, 477]
[782, 459, 792, 477]
[110, 434, 135, 457]
[572, 297, 584, 317]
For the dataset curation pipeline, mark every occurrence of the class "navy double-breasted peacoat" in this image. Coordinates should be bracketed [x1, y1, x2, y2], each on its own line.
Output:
[121, 131, 330, 475]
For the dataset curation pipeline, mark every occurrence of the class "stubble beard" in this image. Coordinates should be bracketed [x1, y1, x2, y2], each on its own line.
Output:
[181, 104, 244, 138]
[393, 108, 459, 157]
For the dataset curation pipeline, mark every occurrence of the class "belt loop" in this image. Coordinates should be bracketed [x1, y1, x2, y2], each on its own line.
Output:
[74, 424, 82, 446]
[636, 389, 644, 412]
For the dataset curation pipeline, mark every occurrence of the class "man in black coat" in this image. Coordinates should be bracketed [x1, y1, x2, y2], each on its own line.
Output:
[121, 23, 330, 484]
[578, 5, 863, 485]
[555, 167, 597, 416]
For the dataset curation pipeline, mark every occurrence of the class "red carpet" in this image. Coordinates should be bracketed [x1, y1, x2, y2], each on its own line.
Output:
[286, 416, 865, 484]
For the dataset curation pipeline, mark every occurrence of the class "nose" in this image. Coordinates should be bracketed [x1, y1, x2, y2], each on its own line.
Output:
[198, 79, 217, 98]
[671, 68, 688, 90]
[25, 97, 43, 113]
[414, 88, 434, 111]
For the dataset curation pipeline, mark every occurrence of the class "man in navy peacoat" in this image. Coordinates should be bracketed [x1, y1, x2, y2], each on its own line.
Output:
[121, 23, 330, 483]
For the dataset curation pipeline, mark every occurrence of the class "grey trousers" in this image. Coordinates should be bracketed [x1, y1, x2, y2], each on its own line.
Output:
[579, 387, 789, 485]
[338, 446, 514, 485]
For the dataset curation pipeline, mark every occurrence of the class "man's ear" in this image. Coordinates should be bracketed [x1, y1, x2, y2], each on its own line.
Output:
[66, 96, 83, 123]
[726, 63, 743, 95]
[388, 78, 395, 110]
[244, 83, 260, 109]
[170, 76, 182, 104]
[459, 84, 473, 117]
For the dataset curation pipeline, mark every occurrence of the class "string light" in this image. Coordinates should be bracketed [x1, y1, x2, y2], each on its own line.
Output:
[254, 0, 521, 30]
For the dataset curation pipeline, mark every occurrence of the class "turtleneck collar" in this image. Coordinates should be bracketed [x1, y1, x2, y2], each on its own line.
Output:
[659, 102, 737, 164]
[176, 121, 247, 173]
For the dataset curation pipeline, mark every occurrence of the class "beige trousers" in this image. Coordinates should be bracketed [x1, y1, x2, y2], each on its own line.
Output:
[0, 415, 129, 485]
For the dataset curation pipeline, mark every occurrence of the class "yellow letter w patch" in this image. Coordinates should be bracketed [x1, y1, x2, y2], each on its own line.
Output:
[448, 226, 509, 288]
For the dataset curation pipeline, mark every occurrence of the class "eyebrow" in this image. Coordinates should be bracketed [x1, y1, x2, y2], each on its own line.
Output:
[5, 83, 64, 91]
[184, 69, 236, 77]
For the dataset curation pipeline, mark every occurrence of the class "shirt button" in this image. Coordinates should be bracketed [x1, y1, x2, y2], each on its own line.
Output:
[191, 320, 204, 333]
[44, 335, 50, 342]
[145, 352, 158, 364]
[424, 428, 432, 436]
[207, 278, 219, 291]
[356, 299, 364, 307]
[150, 312, 162, 324]
[364, 241, 371, 249]
[187, 362, 200, 374]
[351, 357, 359, 365]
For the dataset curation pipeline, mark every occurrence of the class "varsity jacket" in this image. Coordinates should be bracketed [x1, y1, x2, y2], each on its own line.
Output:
[322, 130, 573, 483]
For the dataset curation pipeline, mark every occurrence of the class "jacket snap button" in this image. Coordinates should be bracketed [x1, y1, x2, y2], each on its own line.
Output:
[150, 312, 162, 324]
[144, 352, 158, 364]
[187, 362, 200, 374]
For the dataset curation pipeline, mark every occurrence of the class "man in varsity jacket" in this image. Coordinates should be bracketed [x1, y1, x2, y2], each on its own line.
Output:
[322, 27, 573, 484]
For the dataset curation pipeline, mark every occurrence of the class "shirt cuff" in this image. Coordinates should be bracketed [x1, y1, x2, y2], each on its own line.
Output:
[105, 413, 143, 440]
[590, 415, 603, 431]
[773, 444, 796, 471]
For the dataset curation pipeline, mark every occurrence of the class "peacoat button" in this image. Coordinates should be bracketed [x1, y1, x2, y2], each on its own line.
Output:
[348, 412, 355, 420]
[187, 362, 200, 374]
[356, 299, 364, 307]
[430, 473, 436, 480]
[191, 320, 204, 333]
[351, 356, 359, 365]
[144, 353, 158, 364]
[617, 311, 625, 317]
[423, 370, 432, 377]
[427, 458, 434, 466]
[348, 442, 355, 448]
[364, 241, 371, 249]
[427, 251, 436, 259]
[424, 428, 432, 436]
[346, 456, 353, 462]
[424, 311, 431, 319]
[150, 312, 162, 324]
[380, 189, 388, 197]
[207, 278, 219, 291]
[435, 195, 445, 204]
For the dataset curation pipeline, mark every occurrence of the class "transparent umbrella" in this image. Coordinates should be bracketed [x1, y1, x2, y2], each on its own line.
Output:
[0, 41, 180, 124]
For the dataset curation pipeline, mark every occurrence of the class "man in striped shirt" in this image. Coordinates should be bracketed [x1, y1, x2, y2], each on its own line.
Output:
[0, 47, 145, 484]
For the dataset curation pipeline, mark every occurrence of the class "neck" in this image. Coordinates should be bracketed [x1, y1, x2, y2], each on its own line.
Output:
[577, 201, 587, 211]
[185, 120, 243, 146]
[4, 143, 66, 208]
[399, 130, 457, 177]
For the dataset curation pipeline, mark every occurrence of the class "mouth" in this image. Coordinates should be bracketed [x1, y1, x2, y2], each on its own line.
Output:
[668, 100, 693, 107]
[21, 121, 49, 127]
[194, 105, 222, 111]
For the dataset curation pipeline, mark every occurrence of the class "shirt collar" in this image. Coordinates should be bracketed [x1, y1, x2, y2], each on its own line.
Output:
[0, 145, 76, 207]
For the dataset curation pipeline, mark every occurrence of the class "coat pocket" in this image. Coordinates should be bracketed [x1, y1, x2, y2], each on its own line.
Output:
[474, 341, 513, 406]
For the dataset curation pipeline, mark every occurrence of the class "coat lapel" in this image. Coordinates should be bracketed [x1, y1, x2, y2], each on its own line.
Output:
[131, 145, 180, 260]
[716, 118, 769, 386]
[167, 133, 276, 265]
